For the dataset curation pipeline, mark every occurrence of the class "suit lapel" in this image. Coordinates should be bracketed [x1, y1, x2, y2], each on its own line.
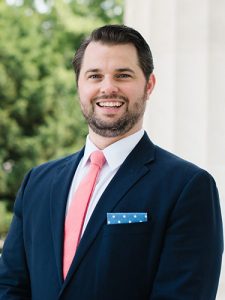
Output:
[50, 150, 84, 284]
[61, 133, 155, 289]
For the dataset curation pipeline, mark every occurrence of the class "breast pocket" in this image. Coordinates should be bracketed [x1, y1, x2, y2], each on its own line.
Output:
[96, 220, 152, 291]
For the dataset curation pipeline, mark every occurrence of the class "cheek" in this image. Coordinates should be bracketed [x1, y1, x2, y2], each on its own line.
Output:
[79, 86, 96, 102]
[122, 84, 141, 97]
[78, 90, 89, 104]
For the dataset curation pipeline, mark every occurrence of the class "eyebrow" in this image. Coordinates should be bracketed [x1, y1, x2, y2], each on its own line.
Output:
[85, 69, 100, 75]
[115, 68, 135, 74]
[85, 67, 135, 75]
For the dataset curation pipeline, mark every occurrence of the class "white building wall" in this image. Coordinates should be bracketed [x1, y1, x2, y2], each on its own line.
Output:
[125, 0, 225, 298]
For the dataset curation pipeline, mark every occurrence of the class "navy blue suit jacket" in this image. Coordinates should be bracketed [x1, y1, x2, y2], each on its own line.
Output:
[0, 133, 223, 299]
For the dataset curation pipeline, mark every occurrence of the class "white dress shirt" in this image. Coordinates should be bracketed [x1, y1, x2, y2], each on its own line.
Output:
[66, 129, 144, 234]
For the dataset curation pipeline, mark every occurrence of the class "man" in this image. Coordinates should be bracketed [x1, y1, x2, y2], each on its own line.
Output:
[0, 24, 223, 299]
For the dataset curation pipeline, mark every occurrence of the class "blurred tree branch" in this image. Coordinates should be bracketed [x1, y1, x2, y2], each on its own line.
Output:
[0, 0, 123, 203]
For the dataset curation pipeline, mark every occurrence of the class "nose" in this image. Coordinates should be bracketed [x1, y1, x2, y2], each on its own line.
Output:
[100, 77, 119, 94]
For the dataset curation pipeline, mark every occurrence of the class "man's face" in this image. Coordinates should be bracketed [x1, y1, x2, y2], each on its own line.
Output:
[77, 42, 155, 138]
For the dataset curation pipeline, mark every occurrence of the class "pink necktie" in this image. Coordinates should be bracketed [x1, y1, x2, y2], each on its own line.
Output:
[63, 150, 105, 279]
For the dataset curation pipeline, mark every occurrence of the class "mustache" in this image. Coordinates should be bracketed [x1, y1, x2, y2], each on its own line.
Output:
[92, 94, 128, 102]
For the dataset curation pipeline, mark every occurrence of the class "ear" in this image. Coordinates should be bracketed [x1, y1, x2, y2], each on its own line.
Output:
[146, 73, 156, 99]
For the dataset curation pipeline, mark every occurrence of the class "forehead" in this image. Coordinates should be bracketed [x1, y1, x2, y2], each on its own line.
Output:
[80, 41, 140, 70]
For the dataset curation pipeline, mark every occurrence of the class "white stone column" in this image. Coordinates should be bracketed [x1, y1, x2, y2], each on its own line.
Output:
[125, 0, 177, 150]
[125, 0, 225, 298]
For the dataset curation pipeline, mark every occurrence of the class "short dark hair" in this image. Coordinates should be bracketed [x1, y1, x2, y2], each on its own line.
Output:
[73, 24, 154, 84]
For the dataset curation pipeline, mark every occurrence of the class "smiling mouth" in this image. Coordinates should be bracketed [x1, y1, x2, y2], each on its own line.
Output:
[96, 101, 124, 108]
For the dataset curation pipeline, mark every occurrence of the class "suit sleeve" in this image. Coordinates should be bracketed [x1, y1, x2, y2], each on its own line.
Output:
[149, 170, 223, 300]
[0, 171, 32, 300]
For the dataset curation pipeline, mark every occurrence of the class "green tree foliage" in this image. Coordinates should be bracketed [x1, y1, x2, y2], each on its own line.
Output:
[0, 0, 123, 204]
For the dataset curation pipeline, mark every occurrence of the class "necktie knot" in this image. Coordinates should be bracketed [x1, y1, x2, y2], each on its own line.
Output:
[90, 150, 105, 169]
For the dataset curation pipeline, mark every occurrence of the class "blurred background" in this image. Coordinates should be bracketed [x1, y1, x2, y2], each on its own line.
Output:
[0, 0, 224, 298]
[0, 0, 123, 236]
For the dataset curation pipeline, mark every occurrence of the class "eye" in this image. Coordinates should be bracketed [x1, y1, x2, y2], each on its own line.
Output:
[88, 74, 102, 79]
[115, 73, 132, 79]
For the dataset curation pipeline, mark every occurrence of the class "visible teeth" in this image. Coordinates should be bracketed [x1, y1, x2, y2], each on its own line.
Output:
[98, 101, 123, 107]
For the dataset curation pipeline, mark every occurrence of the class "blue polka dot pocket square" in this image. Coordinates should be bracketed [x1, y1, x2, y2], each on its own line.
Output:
[107, 212, 148, 225]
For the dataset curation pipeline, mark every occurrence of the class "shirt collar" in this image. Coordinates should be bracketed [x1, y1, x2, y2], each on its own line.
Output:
[82, 129, 144, 170]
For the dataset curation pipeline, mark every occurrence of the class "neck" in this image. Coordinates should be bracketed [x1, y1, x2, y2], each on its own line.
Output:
[88, 126, 143, 149]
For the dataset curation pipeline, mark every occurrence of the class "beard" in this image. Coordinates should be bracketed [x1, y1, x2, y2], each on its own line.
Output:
[80, 89, 148, 138]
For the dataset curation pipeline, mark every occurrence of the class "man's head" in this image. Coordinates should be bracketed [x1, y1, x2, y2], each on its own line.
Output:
[73, 25, 155, 145]
[73, 24, 154, 84]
